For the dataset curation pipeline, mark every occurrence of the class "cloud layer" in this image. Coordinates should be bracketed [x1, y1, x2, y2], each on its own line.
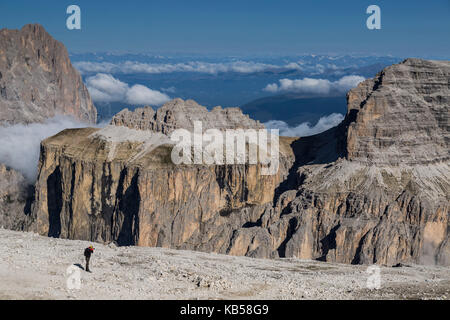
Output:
[85, 73, 171, 106]
[0, 117, 89, 182]
[75, 61, 302, 75]
[264, 75, 365, 94]
[264, 113, 344, 137]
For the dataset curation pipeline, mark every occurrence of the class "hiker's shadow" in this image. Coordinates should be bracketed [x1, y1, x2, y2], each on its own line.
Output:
[74, 263, 84, 270]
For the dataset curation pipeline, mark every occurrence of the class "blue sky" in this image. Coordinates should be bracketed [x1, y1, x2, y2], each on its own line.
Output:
[0, 0, 448, 57]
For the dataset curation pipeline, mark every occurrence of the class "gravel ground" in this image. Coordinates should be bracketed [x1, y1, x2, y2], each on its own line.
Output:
[0, 228, 448, 300]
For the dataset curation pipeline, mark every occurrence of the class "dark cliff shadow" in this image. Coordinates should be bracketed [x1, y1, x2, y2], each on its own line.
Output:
[317, 224, 340, 262]
[273, 123, 346, 205]
[277, 217, 298, 257]
[47, 166, 62, 238]
[351, 230, 370, 265]
[23, 185, 35, 216]
[100, 165, 115, 240]
[67, 163, 76, 237]
[114, 168, 140, 246]
[74, 263, 84, 270]
[272, 102, 364, 206]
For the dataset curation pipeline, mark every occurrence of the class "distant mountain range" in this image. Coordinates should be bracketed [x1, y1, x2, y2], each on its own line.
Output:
[70, 53, 403, 124]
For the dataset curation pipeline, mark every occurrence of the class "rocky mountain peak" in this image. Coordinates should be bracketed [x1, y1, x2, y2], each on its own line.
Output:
[110, 98, 264, 134]
[0, 23, 97, 125]
[345, 58, 449, 166]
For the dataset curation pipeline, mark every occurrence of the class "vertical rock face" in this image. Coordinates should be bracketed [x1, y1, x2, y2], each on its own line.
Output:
[32, 114, 293, 250]
[32, 59, 450, 266]
[346, 58, 449, 165]
[0, 24, 97, 125]
[0, 164, 33, 230]
[0, 24, 97, 231]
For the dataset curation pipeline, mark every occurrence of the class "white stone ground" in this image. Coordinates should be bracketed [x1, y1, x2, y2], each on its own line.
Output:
[0, 228, 448, 300]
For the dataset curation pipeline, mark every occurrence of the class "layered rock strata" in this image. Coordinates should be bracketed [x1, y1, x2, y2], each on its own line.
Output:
[111, 98, 264, 134]
[0, 24, 97, 125]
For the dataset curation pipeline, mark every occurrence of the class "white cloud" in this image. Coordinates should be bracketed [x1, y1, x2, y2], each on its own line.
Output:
[284, 62, 302, 70]
[0, 117, 88, 182]
[264, 113, 345, 137]
[264, 75, 365, 95]
[334, 75, 366, 90]
[74, 61, 118, 74]
[125, 84, 171, 106]
[264, 83, 279, 93]
[74, 60, 303, 75]
[85, 73, 128, 103]
[85, 73, 170, 106]
[265, 78, 331, 94]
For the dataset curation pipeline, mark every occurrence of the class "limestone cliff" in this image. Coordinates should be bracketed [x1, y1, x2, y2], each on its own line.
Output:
[31, 60, 450, 266]
[32, 101, 294, 249]
[346, 58, 449, 165]
[0, 24, 97, 125]
[0, 24, 97, 231]
[0, 164, 34, 230]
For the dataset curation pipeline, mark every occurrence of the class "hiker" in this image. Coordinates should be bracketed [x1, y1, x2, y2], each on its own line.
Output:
[84, 246, 94, 272]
